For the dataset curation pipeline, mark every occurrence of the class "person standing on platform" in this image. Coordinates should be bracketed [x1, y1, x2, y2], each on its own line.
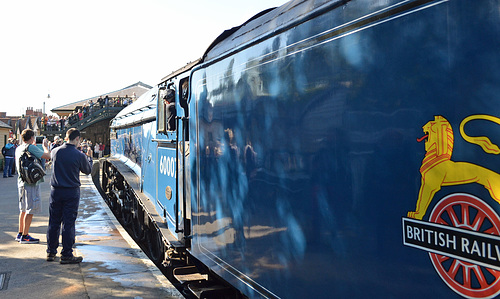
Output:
[49, 136, 63, 152]
[94, 142, 100, 159]
[99, 143, 105, 158]
[2, 138, 16, 178]
[46, 128, 92, 263]
[15, 129, 51, 244]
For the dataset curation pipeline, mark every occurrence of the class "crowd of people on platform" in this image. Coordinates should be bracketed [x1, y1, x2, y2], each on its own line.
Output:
[2, 134, 107, 178]
[42, 94, 136, 131]
[48, 136, 105, 159]
[42, 115, 68, 131]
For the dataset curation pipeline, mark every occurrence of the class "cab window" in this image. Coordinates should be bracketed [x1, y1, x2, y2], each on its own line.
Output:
[157, 86, 177, 133]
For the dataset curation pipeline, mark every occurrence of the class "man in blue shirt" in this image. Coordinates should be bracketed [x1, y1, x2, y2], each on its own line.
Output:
[15, 129, 51, 244]
[46, 128, 92, 263]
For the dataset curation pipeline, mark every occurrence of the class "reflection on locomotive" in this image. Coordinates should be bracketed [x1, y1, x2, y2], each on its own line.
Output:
[94, 0, 500, 298]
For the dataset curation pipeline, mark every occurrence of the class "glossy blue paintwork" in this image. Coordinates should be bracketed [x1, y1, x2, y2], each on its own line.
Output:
[110, 75, 191, 240]
[111, 126, 142, 176]
[141, 121, 157, 202]
[189, 0, 500, 298]
[110, 87, 179, 236]
[157, 146, 177, 225]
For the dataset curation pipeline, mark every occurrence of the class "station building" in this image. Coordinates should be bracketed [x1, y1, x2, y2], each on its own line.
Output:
[48, 81, 152, 154]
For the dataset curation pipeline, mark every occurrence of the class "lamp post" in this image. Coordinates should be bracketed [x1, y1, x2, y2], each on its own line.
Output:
[44, 93, 50, 115]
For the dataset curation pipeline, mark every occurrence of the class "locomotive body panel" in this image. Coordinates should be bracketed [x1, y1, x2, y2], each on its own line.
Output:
[189, 0, 500, 298]
[101, 0, 500, 298]
[110, 86, 184, 241]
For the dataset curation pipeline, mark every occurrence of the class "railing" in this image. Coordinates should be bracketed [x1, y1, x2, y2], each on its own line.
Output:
[73, 107, 123, 130]
[41, 107, 124, 136]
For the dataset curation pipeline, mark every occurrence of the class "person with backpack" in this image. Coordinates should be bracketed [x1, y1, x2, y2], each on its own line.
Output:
[46, 128, 92, 263]
[2, 138, 16, 178]
[15, 129, 50, 244]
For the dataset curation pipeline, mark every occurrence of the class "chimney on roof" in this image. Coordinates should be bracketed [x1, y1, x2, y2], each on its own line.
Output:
[26, 107, 34, 116]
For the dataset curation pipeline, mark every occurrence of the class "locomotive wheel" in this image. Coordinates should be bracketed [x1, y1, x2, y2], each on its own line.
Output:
[101, 164, 108, 198]
[147, 225, 165, 264]
[131, 198, 145, 241]
[102, 164, 112, 206]
[110, 193, 121, 217]
[429, 193, 500, 298]
[121, 192, 133, 227]
[121, 206, 133, 227]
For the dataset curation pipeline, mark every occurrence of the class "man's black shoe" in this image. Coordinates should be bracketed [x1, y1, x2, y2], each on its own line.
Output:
[60, 255, 83, 264]
[47, 253, 56, 262]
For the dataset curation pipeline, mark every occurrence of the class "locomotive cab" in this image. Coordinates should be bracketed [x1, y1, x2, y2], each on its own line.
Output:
[155, 72, 193, 249]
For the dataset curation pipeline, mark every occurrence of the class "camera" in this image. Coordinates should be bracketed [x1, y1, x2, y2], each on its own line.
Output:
[35, 136, 46, 144]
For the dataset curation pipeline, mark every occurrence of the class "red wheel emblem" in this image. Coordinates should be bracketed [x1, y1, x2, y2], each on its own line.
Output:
[429, 194, 500, 298]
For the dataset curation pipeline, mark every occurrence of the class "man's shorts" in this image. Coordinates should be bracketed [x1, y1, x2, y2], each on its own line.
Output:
[18, 184, 41, 214]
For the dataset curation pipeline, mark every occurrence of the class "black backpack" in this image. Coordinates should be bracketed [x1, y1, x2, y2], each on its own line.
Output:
[19, 145, 45, 184]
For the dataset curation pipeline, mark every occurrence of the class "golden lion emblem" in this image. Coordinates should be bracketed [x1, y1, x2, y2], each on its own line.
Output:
[408, 115, 500, 220]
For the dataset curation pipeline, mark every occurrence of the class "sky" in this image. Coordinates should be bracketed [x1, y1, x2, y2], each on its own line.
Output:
[0, 0, 288, 117]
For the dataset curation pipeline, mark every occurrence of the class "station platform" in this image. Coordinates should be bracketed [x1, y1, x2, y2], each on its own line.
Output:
[0, 168, 184, 299]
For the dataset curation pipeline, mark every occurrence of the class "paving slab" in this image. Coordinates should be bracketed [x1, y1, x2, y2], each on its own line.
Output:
[0, 168, 184, 299]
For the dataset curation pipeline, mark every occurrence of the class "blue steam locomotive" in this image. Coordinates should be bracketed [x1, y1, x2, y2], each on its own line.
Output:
[96, 0, 500, 298]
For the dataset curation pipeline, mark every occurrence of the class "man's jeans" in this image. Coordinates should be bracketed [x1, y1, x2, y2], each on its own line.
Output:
[3, 156, 14, 177]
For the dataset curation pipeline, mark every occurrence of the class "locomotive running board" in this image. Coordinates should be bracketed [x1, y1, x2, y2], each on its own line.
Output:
[173, 265, 207, 283]
[173, 266, 238, 299]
